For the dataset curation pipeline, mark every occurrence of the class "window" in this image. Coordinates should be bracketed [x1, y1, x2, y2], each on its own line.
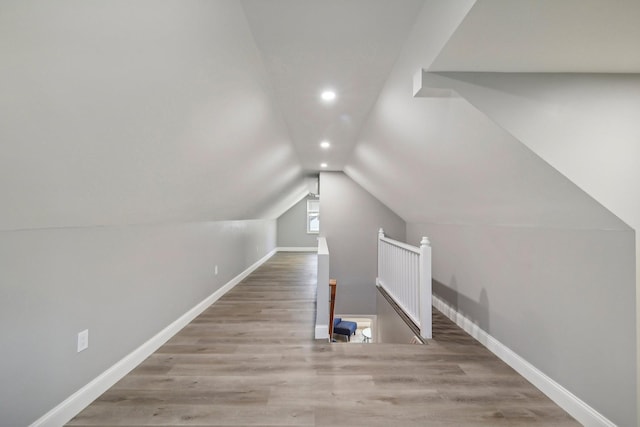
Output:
[307, 199, 319, 234]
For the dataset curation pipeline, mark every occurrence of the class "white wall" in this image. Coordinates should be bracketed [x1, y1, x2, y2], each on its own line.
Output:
[320, 172, 405, 314]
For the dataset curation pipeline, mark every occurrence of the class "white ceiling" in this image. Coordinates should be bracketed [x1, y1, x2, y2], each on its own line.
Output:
[3, 0, 639, 229]
[241, 0, 425, 172]
[0, 1, 306, 229]
[429, 0, 640, 73]
[344, 0, 635, 230]
[240, 0, 640, 177]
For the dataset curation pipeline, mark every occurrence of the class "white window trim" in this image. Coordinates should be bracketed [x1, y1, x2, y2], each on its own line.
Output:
[307, 199, 319, 234]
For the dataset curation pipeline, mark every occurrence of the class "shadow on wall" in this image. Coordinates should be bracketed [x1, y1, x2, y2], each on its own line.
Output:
[433, 277, 490, 333]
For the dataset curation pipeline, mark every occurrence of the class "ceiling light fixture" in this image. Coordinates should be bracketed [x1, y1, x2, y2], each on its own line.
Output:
[321, 90, 336, 102]
[320, 163, 328, 168]
[320, 140, 331, 149]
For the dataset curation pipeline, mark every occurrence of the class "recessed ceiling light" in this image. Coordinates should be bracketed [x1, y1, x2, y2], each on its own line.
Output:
[320, 140, 330, 149]
[320, 163, 328, 168]
[321, 90, 336, 102]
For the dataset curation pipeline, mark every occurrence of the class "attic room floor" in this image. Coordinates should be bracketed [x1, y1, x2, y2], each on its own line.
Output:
[67, 252, 579, 426]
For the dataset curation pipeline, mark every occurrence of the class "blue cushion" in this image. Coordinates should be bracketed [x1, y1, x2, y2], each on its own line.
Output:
[334, 320, 357, 336]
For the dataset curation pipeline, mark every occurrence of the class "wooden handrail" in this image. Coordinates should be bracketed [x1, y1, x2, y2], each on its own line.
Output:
[328, 279, 337, 339]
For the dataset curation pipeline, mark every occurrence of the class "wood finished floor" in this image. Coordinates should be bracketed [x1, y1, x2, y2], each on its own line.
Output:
[68, 252, 579, 426]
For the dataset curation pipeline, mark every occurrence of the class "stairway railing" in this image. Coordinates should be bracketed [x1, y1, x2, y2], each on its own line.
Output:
[377, 228, 432, 339]
[328, 279, 337, 338]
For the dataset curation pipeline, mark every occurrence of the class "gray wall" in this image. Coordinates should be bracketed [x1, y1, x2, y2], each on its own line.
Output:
[0, 0, 304, 231]
[407, 222, 636, 426]
[320, 172, 405, 314]
[0, 2, 297, 425]
[376, 290, 417, 344]
[0, 219, 276, 426]
[343, 1, 637, 424]
[277, 195, 319, 248]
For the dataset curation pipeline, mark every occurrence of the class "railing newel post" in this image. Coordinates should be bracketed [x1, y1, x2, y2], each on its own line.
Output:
[377, 229, 431, 339]
[377, 228, 384, 286]
[419, 236, 432, 339]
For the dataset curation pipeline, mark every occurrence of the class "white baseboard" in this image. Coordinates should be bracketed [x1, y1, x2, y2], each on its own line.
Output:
[277, 246, 317, 252]
[315, 324, 329, 340]
[31, 249, 277, 427]
[432, 295, 615, 427]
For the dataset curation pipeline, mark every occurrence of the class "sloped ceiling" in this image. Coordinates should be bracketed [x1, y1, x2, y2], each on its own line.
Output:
[409, 0, 640, 231]
[241, 0, 425, 172]
[345, 0, 637, 231]
[414, 71, 640, 231]
[0, 0, 431, 230]
[429, 0, 640, 73]
[3, 0, 638, 231]
[0, 1, 304, 230]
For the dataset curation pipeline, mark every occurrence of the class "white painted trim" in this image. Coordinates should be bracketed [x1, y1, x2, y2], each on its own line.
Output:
[30, 249, 277, 427]
[432, 295, 616, 427]
[315, 237, 330, 341]
[277, 246, 317, 252]
[380, 234, 421, 254]
[315, 324, 329, 340]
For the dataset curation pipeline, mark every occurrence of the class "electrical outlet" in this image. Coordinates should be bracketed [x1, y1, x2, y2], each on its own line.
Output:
[214, 265, 218, 275]
[77, 329, 89, 353]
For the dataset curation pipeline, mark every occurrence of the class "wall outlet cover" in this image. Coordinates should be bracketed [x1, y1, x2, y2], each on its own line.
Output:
[77, 329, 89, 353]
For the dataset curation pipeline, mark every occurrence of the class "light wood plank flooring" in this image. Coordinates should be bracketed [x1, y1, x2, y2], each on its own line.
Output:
[67, 252, 579, 426]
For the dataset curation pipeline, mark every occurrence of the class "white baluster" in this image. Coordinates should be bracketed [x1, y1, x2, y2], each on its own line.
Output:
[417, 255, 420, 320]
[419, 236, 432, 339]
[403, 250, 407, 312]
[406, 251, 410, 315]
[406, 250, 410, 313]
[415, 253, 419, 320]
[400, 247, 404, 305]
[377, 228, 384, 286]
[381, 242, 385, 286]
[413, 253, 418, 320]
[393, 245, 398, 299]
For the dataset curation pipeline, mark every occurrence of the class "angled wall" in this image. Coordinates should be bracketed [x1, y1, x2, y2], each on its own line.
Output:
[277, 195, 319, 249]
[346, 1, 637, 425]
[320, 172, 405, 315]
[415, 71, 640, 233]
[420, 3, 640, 417]
[0, 1, 301, 425]
[0, 0, 303, 228]
[406, 222, 635, 425]
[415, 68, 640, 427]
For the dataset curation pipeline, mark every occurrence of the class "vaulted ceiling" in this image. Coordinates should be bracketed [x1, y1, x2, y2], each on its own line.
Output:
[429, 0, 640, 73]
[2, 0, 639, 231]
[240, 0, 639, 230]
[346, 0, 639, 231]
[241, 0, 424, 172]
